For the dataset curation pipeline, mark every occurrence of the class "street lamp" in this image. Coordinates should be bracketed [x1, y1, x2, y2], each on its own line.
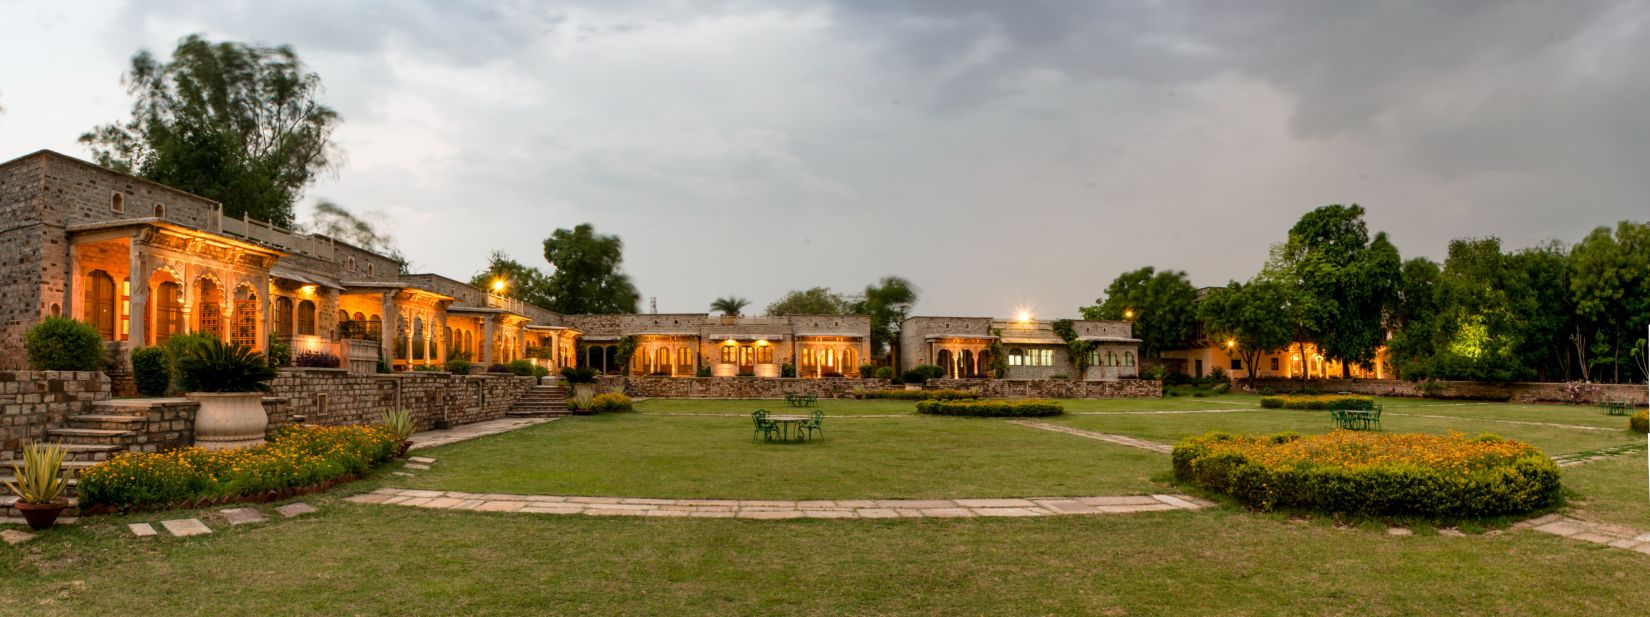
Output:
[492, 279, 506, 293]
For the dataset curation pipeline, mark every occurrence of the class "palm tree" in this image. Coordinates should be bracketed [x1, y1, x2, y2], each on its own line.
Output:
[710, 296, 749, 316]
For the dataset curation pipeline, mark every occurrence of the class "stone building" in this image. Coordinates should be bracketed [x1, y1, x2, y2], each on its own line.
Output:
[1158, 287, 1390, 379]
[899, 316, 1141, 380]
[563, 314, 872, 378]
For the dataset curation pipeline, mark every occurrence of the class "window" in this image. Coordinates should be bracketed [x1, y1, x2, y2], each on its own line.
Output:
[196, 278, 223, 339]
[801, 348, 815, 367]
[119, 278, 130, 340]
[155, 282, 182, 344]
[297, 300, 316, 336]
[154, 203, 165, 218]
[677, 347, 691, 368]
[1124, 352, 1135, 367]
[1035, 349, 1054, 366]
[367, 263, 375, 276]
[85, 270, 116, 339]
[1231, 359, 1243, 370]
[232, 287, 258, 349]
[111, 192, 124, 213]
[1106, 351, 1118, 367]
[1008, 348, 1025, 366]
[843, 347, 857, 369]
[348, 257, 357, 272]
[445, 327, 453, 356]
[274, 297, 294, 336]
[757, 345, 773, 364]
[720, 344, 737, 364]
[1270, 357, 1280, 371]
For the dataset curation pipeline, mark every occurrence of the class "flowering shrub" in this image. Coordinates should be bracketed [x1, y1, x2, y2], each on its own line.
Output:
[856, 388, 981, 401]
[916, 399, 1063, 417]
[1631, 410, 1647, 434]
[1172, 430, 1561, 518]
[293, 350, 342, 368]
[1259, 394, 1374, 411]
[78, 424, 397, 510]
[590, 392, 633, 413]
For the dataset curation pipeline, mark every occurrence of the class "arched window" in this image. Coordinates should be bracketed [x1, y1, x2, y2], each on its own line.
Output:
[154, 281, 182, 344]
[936, 349, 953, 377]
[196, 278, 223, 339]
[1107, 351, 1118, 367]
[445, 327, 453, 357]
[1124, 352, 1135, 367]
[677, 347, 691, 369]
[721, 344, 737, 364]
[977, 350, 992, 376]
[757, 345, 773, 364]
[297, 300, 316, 336]
[465, 330, 474, 358]
[367, 263, 375, 276]
[111, 192, 124, 213]
[339, 310, 349, 324]
[1008, 348, 1025, 366]
[844, 347, 858, 371]
[348, 257, 357, 272]
[153, 203, 165, 218]
[85, 270, 116, 340]
[274, 297, 294, 336]
[412, 317, 425, 361]
[231, 286, 258, 349]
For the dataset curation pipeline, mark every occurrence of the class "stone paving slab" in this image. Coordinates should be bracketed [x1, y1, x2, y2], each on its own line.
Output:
[357, 489, 1210, 521]
[276, 503, 318, 518]
[1518, 514, 1650, 556]
[1007, 421, 1175, 453]
[161, 518, 211, 537]
[128, 523, 158, 537]
[407, 456, 437, 464]
[220, 508, 265, 525]
[409, 418, 552, 450]
[1, 529, 35, 545]
[404, 463, 431, 471]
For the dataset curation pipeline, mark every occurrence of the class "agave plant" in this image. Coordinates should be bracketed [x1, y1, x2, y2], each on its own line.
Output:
[177, 338, 278, 393]
[381, 408, 415, 442]
[3, 442, 71, 504]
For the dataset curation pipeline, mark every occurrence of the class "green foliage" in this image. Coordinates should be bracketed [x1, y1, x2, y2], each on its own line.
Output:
[561, 366, 599, 384]
[4, 442, 71, 504]
[175, 338, 277, 393]
[380, 408, 414, 442]
[987, 327, 1007, 378]
[1050, 318, 1098, 378]
[710, 296, 750, 316]
[916, 399, 1064, 417]
[1631, 410, 1648, 435]
[873, 366, 895, 380]
[265, 339, 293, 367]
[765, 287, 850, 316]
[901, 364, 944, 385]
[79, 34, 340, 226]
[1258, 394, 1375, 410]
[504, 360, 547, 378]
[541, 224, 640, 314]
[590, 392, 634, 413]
[857, 364, 876, 378]
[469, 250, 553, 309]
[1197, 280, 1295, 383]
[1172, 431, 1562, 518]
[1568, 221, 1650, 383]
[444, 351, 473, 375]
[1081, 267, 1199, 357]
[130, 346, 171, 396]
[780, 363, 796, 378]
[1267, 205, 1401, 379]
[848, 276, 918, 359]
[25, 317, 106, 371]
[695, 366, 712, 378]
[856, 388, 981, 401]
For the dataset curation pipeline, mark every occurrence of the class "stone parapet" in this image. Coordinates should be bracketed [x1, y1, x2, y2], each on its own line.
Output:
[0, 371, 111, 457]
[591, 376, 1162, 399]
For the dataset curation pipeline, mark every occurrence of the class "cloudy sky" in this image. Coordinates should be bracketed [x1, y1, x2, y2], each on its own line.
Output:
[2, 1, 1646, 316]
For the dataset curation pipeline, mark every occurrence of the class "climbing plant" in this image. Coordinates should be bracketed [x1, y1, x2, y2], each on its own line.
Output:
[1052, 319, 1098, 379]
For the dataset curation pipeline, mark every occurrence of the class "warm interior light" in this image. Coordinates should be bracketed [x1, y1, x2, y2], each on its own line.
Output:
[300, 285, 317, 295]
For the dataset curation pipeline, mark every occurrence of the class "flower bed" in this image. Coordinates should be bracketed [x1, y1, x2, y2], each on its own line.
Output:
[78, 424, 397, 511]
[856, 388, 981, 401]
[1172, 430, 1561, 518]
[916, 399, 1063, 417]
[1259, 394, 1374, 410]
[1632, 410, 1648, 434]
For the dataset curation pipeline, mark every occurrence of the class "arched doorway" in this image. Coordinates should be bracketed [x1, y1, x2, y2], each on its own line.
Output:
[936, 349, 954, 379]
[154, 281, 183, 344]
[196, 277, 224, 339]
[960, 349, 975, 378]
[231, 285, 258, 349]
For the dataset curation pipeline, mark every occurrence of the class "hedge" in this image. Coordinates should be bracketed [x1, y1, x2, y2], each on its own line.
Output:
[25, 316, 106, 371]
[1259, 394, 1374, 411]
[1631, 410, 1648, 435]
[857, 388, 982, 401]
[1172, 430, 1561, 518]
[916, 399, 1064, 417]
[78, 424, 397, 510]
[130, 346, 171, 396]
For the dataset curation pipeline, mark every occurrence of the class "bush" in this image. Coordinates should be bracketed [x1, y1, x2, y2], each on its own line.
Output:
[780, 363, 796, 378]
[695, 366, 712, 377]
[505, 359, 536, 376]
[266, 339, 293, 367]
[130, 346, 170, 396]
[1259, 394, 1374, 411]
[562, 366, 598, 383]
[916, 399, 1064, 417]
[858, 364, 875, 379]
[162, 332, 219, 391]
[25, 317, 105, 371]
[176, 338, 277, 393]
[858, 389, 981, 401]
[1172, 430, 1562, 518]
[78, 424, 397, 510]
[591, 392, 634, 413]
[901, 364, 945, 385]
[293, 350, 341, 368]
[444, 353, 473, 374]
[1631, 410, 1648, 434]
[1207, 366, 1227, 382]
[874, 366, 895, 380]
[486, 364, 511, 374]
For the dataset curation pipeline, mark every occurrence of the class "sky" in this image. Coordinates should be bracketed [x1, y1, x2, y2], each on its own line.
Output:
[1, 1, 1646, 317]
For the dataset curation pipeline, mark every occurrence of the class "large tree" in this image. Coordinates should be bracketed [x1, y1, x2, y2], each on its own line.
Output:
[81, 34, 340, 227]
[765, 287, 850, 316]
[1197, 279, 1296, 385]
[1568, 221, 1650, 383]
[848, 276, 918, 362]
[1080, 267, 1198, 358]
[1385, 257, 1442, 379]
[541, 224, 640, 315]
[470, 250, 554, 309]
[1270, 205, 1401, 378]
[1408, 238, 1528, 382]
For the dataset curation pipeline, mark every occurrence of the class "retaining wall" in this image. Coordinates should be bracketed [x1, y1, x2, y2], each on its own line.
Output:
[266, 369, 538, 431]
[592, 376, 1162, 399]
[0, 370, 110, 458]
[1240, 378, 1647, 405]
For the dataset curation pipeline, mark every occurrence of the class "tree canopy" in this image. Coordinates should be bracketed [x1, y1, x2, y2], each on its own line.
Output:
[848, 276, 918, 359]
[710, 297, 750, 316]
[1196, 279, 1295, 384]
[306, 201, 405, 268]
[765, 287, 851, 316]
[541, 224, 640, 315]
[1080, 267, 1199, 357]
[81, 34, 340, 227]
[1267, 204, 1401, 377]
[470, 251, 554, 309]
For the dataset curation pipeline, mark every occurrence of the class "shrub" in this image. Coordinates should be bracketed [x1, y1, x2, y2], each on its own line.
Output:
[78, 424, 396, 509]
[874, 366, 895, 380]
[130, 346, 171, 396]
[858, 364, 875, 379]
[902, 364, 945, 385]
[505, 359, 536, 376]
[411, 365, 444, 372]
[695, 366, 712, 377]
[4, 442, 71, 504]
[780, 363, 796, 378]
[561, 366, 598, 383]
[176, 338, 277, 393]
[1631, 410, 1648, 434]
[486, 363, 511, 374]
[265, 339, 293, 367]
[591, 392, 634, 413]
[1172, 430, 1562, 518]
[1207, 366, 1228, 383]
[162, 332, 219, 392]
[25, 317, 105, 371]
[916, 399, 1064, 417]
[293, 350, 341, 368]
[444, 352, 473, 374]
[380, 408, 414, 442]
[1259, 394, 1374, 411]
[858, 389, 981, 401]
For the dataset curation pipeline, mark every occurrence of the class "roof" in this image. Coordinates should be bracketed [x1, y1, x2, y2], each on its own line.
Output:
[1077, 336, 1143, 343]
[1000, 337, 1063, 345]
[270, 265, 343, 290]
[923, 334, 997, 340]
[68, 218, 286, 258]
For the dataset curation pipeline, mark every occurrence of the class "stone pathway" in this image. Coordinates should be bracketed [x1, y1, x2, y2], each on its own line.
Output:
[122, 502, 318, 537]
[1384, 411, 1624, 433]
[1514, 514, 1650, 556]
[347, 488, 1215, 519]
[1550, 443, 1647, 468]
[1008, 421, 1175, 453]
[2, 529, 35, 545]
[409, 418, 554, 450]
[161, 518, 211, 537]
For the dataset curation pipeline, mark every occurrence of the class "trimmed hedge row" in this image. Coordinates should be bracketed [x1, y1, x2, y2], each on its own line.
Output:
[856, 388, 982, 401]
[1172, 430, 1561, 518]
[1259, 394, 1374, 411]
[916, 399, 1064, 417]
[1632, 410, 1648, 434]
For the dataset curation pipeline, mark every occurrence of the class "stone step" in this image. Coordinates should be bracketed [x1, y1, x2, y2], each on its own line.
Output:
[46, 427, 140, 446]
[64, 414, 149, 431]
[56, 444, 124, 463]
[506, 410, 571, 418]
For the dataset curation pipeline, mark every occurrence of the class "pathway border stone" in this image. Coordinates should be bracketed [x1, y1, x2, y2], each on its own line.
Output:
[160, 518, 211, 537]
[348, 489, 1214, 520]
[1514, 514, 1650, 556]
[409, 418, 553, 450]
[128, 523, 158, 537]
[1008, 421, 1175, 453]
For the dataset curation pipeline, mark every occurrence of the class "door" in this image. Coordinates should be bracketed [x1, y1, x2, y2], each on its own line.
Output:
[738, 345, 755, 374]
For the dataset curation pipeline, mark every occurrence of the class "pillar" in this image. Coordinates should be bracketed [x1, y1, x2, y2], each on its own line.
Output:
[127, 247, 147, 346]
[379, 292, 395, 366]
[256, 279, 269, 353]
[482, 315, 496, 365]
[436, 310, 449, 366]
[67, 243, 82, 323]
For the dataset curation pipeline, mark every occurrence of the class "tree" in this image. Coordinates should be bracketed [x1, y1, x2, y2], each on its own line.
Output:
[1197, 280, 1296, 386]
[765, 287, 850, 316]
[710, 297, 750, 316]
[1569, 221, 1650, 383]
[541, 224, 640, 315]
[1507, 242, 1576, 381]
[848, 276, 918, 362]
[470, 250, 554, 309]
[1080, 267, 1199, 358]
[1385, 257, 1441, 379]
[1406, 238, 1527, 382]
[1270, 205, 1401, 378]
[80, 34, 340, 227]
[305, 201, 406, 268]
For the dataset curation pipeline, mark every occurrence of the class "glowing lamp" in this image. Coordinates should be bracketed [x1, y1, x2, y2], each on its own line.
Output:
[492, 279, 506, 292]
[1123, 309, 1135, 320]
[1015, 309, 1032, 324]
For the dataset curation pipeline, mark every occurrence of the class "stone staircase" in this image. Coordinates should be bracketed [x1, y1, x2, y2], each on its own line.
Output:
[2, 402, 148, 519]
[506, 384, 570, 418]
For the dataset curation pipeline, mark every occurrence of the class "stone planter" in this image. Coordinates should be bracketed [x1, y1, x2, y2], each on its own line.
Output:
[188, 392, 269, 450]
[905, 383, 923, 391]
[572, 382, 595, 405]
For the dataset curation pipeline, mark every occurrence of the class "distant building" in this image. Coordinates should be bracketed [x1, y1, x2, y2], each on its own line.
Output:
[899, 316, 1141, 381]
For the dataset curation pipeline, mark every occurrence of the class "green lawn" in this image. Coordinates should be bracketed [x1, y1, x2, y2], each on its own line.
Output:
[4, 498, 1648, 616]
[634, 397, 923, 415]
[1561, 451, 1650, 529]
[392, 413, 1168, 499]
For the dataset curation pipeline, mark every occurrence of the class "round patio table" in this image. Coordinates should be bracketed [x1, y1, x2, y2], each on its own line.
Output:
[766, 415, 808, 441]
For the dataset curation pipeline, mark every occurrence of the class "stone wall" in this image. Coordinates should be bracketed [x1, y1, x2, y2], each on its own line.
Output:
[0, 371, 110, 458]
[592, 376, 1162, 399]
[1239, 378, 1647, 406]
[265, 369, 538, 431]
[928, 378, 1163, 399]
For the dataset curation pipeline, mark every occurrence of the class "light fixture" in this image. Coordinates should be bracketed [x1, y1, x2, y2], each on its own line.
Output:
[1015, 307, 1032, 324]
[1123, 309, 1135, 320]
[300, 285, 317, 295]
[492, 279, 506, 292]
[1225, 339, 1236, 349]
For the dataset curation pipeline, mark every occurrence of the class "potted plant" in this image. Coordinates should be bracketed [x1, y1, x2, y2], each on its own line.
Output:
[562, 366, 598, 409]
[382, 408, 416, 457]
[4, 442, 72, 529]
[178, 338, 278, 450]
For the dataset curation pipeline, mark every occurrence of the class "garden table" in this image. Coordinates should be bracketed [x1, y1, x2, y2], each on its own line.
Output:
[765, 415, 809, 441]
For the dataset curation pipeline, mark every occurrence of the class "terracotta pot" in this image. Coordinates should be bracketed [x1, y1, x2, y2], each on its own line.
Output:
[15, 499, 68, 530]
[396, 440, 414, 458]
[188, 392, 269, 450]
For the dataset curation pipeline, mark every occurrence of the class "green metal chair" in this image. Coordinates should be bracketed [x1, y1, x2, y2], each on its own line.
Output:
[799, 409, 824, 441]
[752, 410, 780, 443]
